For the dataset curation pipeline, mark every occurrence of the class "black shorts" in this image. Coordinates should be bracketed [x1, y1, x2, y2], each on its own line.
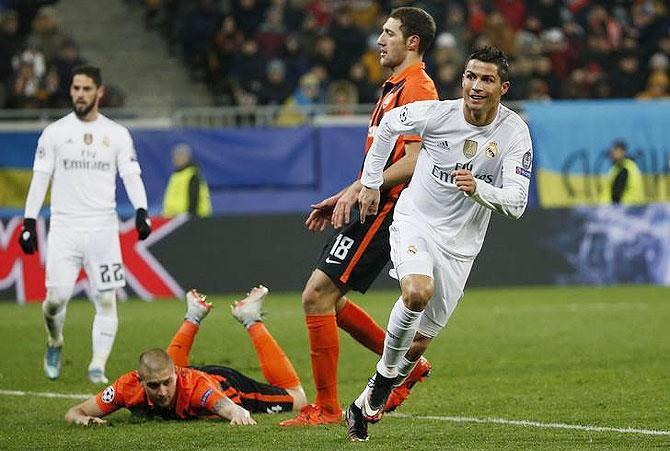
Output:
[316, 204, 395, 293]
[194, 365, 294, 414]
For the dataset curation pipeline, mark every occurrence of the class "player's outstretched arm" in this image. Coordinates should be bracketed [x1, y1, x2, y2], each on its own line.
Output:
[65, 397, 110, 426]
[379, 140, 421, 190]
[212, 397, 256, 425]
[305, 186, 348, 232]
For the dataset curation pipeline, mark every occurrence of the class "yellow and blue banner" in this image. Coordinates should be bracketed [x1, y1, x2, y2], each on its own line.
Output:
[524, 99, 670, 208]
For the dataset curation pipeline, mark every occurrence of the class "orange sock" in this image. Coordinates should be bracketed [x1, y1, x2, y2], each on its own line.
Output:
[336, 298, 385, 355]
[306, 314, 340, 415]
[166, 320, 199, 367]
[247, 322, 300, 389]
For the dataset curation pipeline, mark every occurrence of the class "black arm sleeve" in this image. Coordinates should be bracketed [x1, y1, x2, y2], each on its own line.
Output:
[188, 174, 200, 215]
[611, 167, 628, 204]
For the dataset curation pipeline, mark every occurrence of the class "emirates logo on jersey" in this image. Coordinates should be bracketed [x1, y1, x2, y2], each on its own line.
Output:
[83, 133, 93, 145]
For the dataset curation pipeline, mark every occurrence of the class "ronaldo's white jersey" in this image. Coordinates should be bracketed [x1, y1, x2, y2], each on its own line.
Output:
[32, 112, 141, 229]
[361, 99, 533, 260]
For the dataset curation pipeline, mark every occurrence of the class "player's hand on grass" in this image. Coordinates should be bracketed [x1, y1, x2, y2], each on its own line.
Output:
[358, 185, 380, 224]
[306, 194, 339, 232]
[18, 218, 38, 254]
[452, 169, 477, 195]
[135, 208, 152, 240]
[332, 182, 361, 229]
[75, 416, 107, 426]
[229, 406, 256, 425]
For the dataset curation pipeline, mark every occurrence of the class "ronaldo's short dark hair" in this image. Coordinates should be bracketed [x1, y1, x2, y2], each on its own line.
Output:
[388, 7, 436, 56]
[71, 65, 102, 87]
[467, 46, 510, 82]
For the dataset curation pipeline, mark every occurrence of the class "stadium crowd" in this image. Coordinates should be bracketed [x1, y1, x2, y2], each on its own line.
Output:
[1, 0, 669, 109]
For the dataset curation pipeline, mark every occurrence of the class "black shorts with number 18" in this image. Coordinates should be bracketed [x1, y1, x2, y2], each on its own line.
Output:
[315, 204, 395, 293]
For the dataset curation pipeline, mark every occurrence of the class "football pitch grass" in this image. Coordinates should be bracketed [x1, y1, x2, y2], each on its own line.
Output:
[1, 285, 669, 450]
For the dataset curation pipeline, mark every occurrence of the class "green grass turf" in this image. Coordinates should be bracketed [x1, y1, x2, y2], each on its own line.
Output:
[0, 285, 669, 449]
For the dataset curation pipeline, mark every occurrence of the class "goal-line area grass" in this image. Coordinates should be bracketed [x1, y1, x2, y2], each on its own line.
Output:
[1, 285, 668, 450]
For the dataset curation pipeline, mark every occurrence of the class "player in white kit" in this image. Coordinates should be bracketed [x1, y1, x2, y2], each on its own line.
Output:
[18, 65, 152, 384]
[345, 47, 533, 441]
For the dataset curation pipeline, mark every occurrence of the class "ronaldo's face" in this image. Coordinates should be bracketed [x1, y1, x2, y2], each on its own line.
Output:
[70, 74, 101, 118]
[461, 59, 509, 115]
[377, 18, 408, 69]
[141, 368, 177, 409]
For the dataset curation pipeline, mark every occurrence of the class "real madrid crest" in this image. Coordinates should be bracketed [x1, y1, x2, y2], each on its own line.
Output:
[102, 136, 110, 147]
[462, 139, 478, 158]
[407, 245, 417, 255]
[485, 142, 498, 159]
[83, 133, 93, 145]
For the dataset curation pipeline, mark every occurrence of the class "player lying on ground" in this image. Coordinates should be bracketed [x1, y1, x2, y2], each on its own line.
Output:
[65, 286, 307, 425]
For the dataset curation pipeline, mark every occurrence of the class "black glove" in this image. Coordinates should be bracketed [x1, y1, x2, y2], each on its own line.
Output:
[135, 208, 152, 240]
[18, 218, 38, 254]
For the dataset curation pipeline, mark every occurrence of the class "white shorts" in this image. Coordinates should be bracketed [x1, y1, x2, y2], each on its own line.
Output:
[389, 220, 474, 338]
[46, 225, 126, 292]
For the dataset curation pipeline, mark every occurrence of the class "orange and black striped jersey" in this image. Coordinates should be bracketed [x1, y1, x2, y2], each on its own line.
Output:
[363, 62, 438, 201]
[94, 366, 236, 419]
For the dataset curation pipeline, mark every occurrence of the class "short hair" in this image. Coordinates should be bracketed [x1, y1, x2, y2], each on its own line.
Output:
[467, 46, 510, 82]
[71, 65, 102, 87]
[612, 140, 628, 151]
[138, 348, 174, 379]
[388, 7, 436, 55]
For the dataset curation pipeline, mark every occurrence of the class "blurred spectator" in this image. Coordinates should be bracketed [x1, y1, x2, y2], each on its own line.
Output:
[348, 62, 377, 104]
[178, 0, 221, 78]
[162, 143, 213, 218]
[636, 71, 670, 99]
[255, 5, 287, 59]
[51, 38, 85, 106]
[0, 10, 20, 87]
[610, 53, 642, 98]
[258, 59, 292, 105]
[325, 79, 358, 115]
[7, 60, 41, 108]
[600, 140, 644, 205]
[434, 61, 460, 100]
[275, 72, 322, 126]
[27, 6, 67, 62]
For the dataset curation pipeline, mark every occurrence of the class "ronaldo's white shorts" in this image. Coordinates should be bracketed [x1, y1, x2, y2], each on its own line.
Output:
[46, 225, 126, 292]
[389, 220, 474, 338]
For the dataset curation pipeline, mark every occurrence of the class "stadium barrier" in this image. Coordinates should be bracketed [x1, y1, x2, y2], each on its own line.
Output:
[2, 204, 669, 303]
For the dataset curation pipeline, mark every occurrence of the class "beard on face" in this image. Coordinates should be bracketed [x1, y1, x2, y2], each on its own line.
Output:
[72, 98, 95, 118]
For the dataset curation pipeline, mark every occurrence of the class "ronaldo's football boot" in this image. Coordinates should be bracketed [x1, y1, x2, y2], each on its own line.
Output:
[279, 403, 342, 426]
[43, 344, 62, 380]
[361, 371, 395, 423]
[87, 367, 109, 385]
[384, 356, 432, 412]
[185, 289, 213, 325]
[230, 285, 268, 328]
[345, 403, 369, 441]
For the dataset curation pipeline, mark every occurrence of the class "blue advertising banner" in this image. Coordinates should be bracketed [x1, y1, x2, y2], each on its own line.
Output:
[0, 125, 367, 216]
[524, 99, 670, 207]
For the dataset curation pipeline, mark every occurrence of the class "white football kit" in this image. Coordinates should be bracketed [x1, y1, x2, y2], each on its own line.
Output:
[361, 99, 533, 336]
[31, 112, 143, 291]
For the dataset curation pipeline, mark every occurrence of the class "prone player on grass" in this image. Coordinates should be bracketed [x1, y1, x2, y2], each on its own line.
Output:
[65, 286, 307, 425]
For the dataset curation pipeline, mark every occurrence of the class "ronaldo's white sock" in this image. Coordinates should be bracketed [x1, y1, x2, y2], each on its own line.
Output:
[394, 355, 419, 386]
[376, 298, 422, 379]
[89, 290, 118, 371]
